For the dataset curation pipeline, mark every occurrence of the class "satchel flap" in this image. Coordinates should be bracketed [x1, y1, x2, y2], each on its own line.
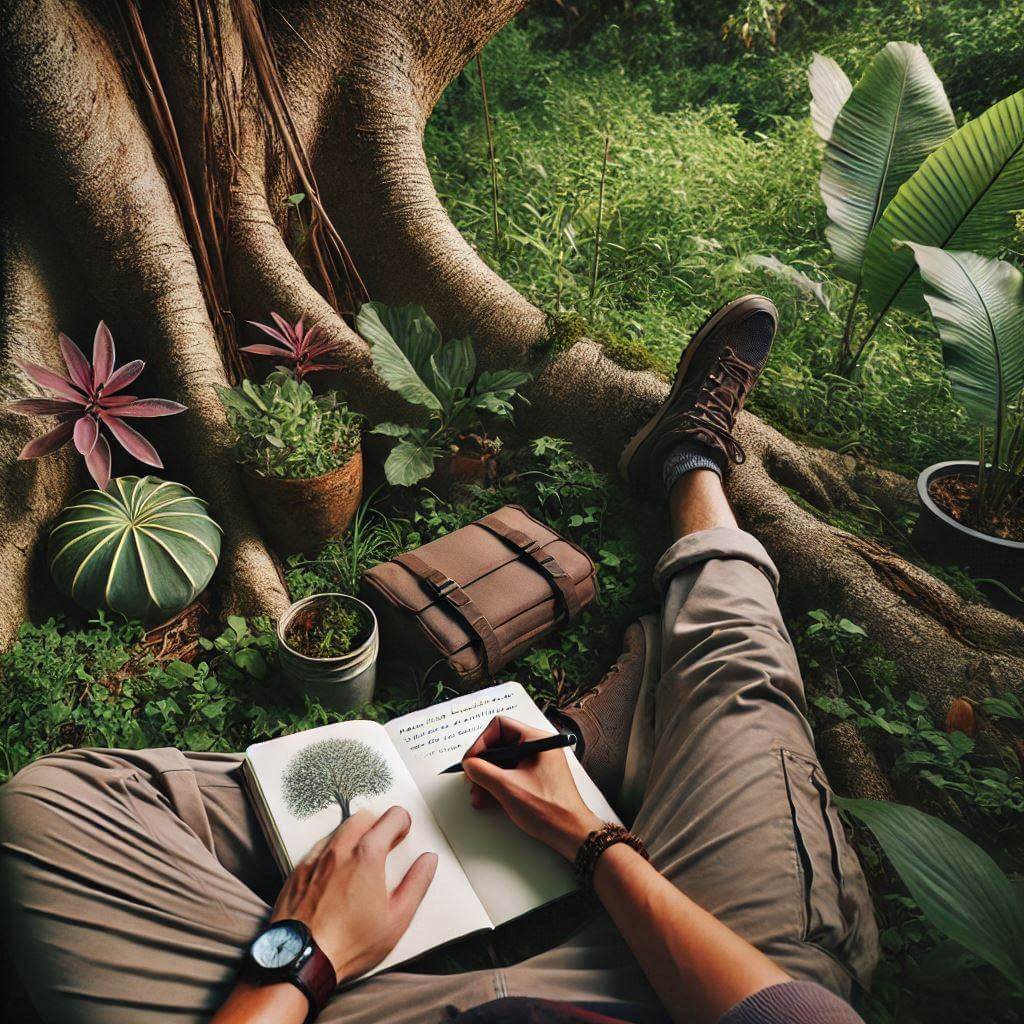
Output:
[362, 506, 596, 659]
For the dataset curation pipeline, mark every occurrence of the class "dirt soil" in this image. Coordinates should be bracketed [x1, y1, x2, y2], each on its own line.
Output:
[929, 474, 1024, 542]
[284, 598, 373, 658]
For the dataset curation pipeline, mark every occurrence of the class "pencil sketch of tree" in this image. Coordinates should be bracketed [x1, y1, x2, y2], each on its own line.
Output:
[281, 738, 394, 823]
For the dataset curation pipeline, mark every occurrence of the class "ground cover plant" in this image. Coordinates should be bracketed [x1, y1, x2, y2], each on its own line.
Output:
[2, 1, 1024, 1022]
[283, 597, 374, 659]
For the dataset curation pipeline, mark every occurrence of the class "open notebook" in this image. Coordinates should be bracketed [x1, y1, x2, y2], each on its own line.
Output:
[242, 682, 620, 978]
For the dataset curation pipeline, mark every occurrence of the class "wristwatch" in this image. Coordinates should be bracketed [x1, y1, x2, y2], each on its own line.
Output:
[243, 919, 336, 1024]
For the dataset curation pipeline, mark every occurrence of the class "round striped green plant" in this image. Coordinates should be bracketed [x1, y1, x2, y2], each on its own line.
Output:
[49, 476, 222, 625]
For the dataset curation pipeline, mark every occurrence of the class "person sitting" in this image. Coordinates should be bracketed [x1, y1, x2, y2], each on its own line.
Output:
[0, 295, 877, 1024]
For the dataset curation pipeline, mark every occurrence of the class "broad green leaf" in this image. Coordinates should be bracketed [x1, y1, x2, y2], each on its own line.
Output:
[473, 392, 515, 418]
[240, 378, 268, 411]
[837, 796, 1024, 987]
[476, 369, 532, 393]
[383, 439, 440, 487]
[233, 648, 266, 679]
[808, 52, 852, 142]
[981, 695, 1024, 721]
[863, 89, 1024, 315]
[901, 244, 1024, 432]
[370, 421, 412, 438]
[356, 301, 440, 382]
[820, 43, 954, 284]
[432, 337, 476, 396]
[357, 303, 441, 411]
[214, 385, 251, 414]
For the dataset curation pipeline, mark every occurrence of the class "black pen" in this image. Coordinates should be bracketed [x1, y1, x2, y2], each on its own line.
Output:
[439, 732, 577, 774]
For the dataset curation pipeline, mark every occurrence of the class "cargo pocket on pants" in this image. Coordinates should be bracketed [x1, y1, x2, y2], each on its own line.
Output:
[781, 749, 879, 992]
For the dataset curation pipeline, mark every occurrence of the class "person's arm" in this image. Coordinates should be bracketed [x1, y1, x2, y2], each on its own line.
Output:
[211, 805, 437, 1024]
[462, 716, 790, 1024]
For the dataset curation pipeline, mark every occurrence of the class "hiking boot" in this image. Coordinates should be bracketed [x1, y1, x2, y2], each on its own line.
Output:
[549, 617, 659, 810]
[618, 294, 778, 489]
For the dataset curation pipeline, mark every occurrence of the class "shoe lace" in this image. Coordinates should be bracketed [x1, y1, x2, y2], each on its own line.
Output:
[666, 347, 756, 465]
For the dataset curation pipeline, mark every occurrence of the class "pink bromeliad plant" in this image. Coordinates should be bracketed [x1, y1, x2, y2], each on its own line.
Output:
[243, 313, 341, 381]
[6, 322, 186, 489]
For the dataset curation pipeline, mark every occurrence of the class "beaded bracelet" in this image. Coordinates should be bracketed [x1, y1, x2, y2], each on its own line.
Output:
[573, 823, 649, 890]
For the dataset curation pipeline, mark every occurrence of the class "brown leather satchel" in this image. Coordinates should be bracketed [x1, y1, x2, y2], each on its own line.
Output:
[360, 505, 597, 687]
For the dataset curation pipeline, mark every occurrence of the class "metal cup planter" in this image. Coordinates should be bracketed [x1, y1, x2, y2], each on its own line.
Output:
[912, 460, 1024, 593]
[277, 593, 379, 713]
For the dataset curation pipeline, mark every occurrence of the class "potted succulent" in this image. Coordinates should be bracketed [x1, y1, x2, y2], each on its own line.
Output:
[4, 323, 217, 626]
[905, 244, 1024, 591]
[219, 313, 363, 556]
[277, 593, 379, 712]
[355, 301, 530, 487]
[49, 476, 222, 625]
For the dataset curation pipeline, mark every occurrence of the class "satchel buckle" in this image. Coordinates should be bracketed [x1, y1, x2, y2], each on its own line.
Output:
[427, 574, 460, 598]
[536, 550, 566, 577]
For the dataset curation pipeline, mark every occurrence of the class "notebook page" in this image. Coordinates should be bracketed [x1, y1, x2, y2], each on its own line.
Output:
[245, 720, 491, 974]
[386, 682, 621, 927]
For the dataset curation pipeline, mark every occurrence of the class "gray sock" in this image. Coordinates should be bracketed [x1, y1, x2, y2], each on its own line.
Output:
[662, 441, 723, 493]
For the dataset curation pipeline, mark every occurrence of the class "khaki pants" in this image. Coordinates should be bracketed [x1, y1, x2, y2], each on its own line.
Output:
[0, 528, 878, 1023]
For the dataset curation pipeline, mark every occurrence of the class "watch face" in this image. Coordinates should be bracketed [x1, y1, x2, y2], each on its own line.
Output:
[251, 922, 308, 970]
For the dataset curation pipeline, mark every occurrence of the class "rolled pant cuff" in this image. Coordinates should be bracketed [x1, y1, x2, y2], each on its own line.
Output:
[653, 526, 780, 593]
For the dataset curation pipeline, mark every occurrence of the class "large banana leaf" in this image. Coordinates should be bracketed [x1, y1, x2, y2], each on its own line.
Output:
[819, 43, 954, 284]
[902, 243, 1024, 431]
[837, 797, 1024, 989]
[863, 89, 1024, 316]
[808, 53, 851, 142]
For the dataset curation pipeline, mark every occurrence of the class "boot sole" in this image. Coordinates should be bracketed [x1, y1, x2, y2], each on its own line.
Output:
[617, 294, 778, 487]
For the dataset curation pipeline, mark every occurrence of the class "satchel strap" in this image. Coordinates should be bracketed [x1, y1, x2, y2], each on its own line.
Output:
[477, 513, 582, 621]
[395, 551, 503, 672]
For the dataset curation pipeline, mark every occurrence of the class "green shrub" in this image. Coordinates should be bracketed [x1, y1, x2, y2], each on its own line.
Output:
[428, 11, 1024, 475]
[356, 301, 530, 486]
[216, 371, 362, 479]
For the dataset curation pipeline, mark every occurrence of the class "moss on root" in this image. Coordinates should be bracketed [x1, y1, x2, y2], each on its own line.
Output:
[541, 311, 669, 376]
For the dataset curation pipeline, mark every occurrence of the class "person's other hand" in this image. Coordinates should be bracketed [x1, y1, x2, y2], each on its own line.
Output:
[461, 716, 603, 861]
[270, 806, 437, 983]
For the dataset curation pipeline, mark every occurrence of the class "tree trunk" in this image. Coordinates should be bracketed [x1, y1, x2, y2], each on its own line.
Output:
[335, 791, 352, 824]
[1, 0, 1021, 798]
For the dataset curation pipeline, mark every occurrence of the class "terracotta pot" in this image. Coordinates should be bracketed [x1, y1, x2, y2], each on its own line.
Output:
[433, 434, 500, 494]
[242, 448, 363, 556]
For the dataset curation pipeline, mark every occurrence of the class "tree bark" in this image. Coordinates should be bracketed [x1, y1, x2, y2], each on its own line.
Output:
[1, 0, 290, 633]
[1, 0, 1021, 802]
[335, 792, 352, 824]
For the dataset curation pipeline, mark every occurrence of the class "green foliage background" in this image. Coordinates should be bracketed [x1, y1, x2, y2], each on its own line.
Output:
[426, 0, 1024, 474]
[3, 2, 1024, 1021]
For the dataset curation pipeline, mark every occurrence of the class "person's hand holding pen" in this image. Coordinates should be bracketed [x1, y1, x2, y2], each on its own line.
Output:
[459, 716, 604, 861]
